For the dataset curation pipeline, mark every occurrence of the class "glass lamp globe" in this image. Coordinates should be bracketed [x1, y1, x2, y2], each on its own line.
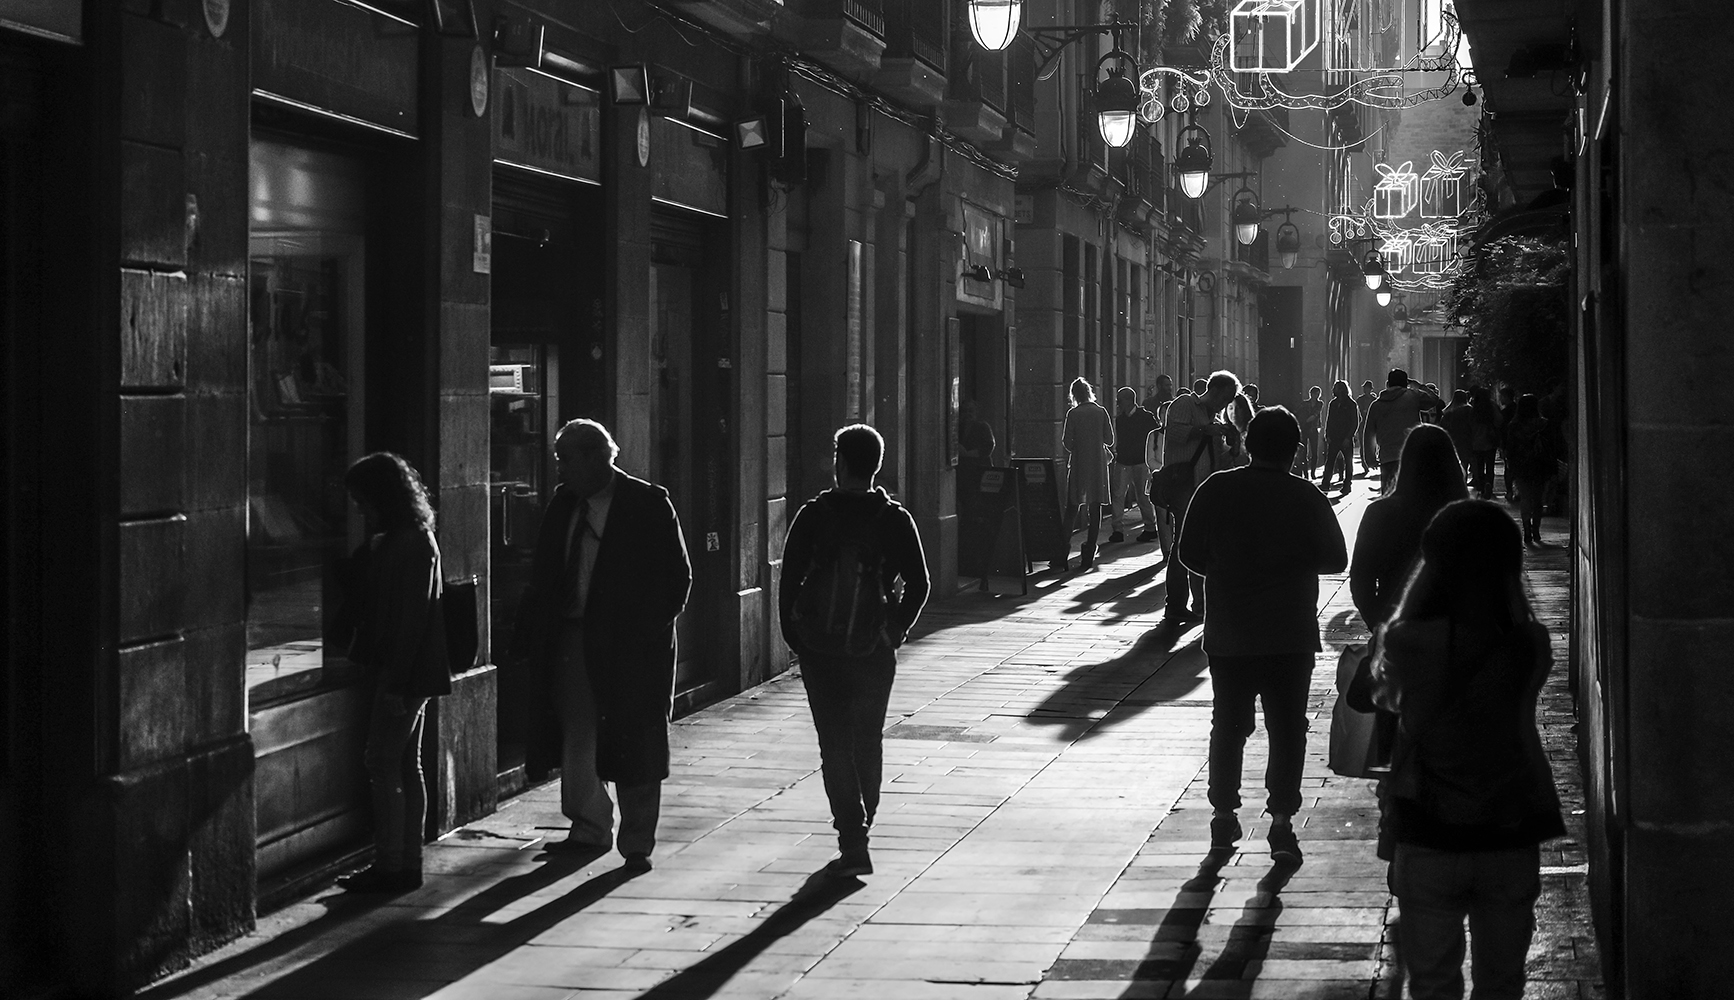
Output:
[1095, 72, 1140, 149]
[967, 0, 1022, 52]
[1234, 221, 1259, 245]
[1376, 288, 1393, 307]
[1274, 222, 1301, 268]
[1174, 133, 1213, 199]
[1278, 249, 1299, 268]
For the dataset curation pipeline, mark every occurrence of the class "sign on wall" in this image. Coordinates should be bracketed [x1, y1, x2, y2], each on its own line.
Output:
[1, 0, 80, 44]
[493, 68, 601, 183]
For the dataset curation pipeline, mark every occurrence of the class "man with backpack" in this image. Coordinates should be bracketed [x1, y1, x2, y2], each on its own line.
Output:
[779, 424, 930, 878]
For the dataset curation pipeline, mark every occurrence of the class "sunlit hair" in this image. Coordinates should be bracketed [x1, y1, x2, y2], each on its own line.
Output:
[1069, 377, 1096, 406]
[1392, 424, 1470, 509]
[1390, 499, 1534, 631]
[1333, 380, 1351, 400]
[556, 418, 620, 462]
[1230, 392, 1255, 432]
[1207, 370, 1242, 397]
[834, 423, 884, 479]
[1309, 385, 1322, 398]
[345, 452, 435, 533]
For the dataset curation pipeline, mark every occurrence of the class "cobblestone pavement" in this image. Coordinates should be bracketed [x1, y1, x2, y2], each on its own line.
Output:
[143, 481, 1601, 1000]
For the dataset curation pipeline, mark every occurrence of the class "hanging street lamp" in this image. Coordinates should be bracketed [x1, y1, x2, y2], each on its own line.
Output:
[1095, 46, 1140, 149]
[1274, 211, 1301, 268]
[1362, 250, 1386, 290]
[1230, 187, 1262, 245]
[1175, 121, 1213, 199]
[1375, 287, 1393, 307]
[966, 0, 1022, 52]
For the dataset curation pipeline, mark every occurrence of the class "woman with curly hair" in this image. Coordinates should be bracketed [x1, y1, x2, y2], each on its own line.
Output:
[338, 451, 450, 892]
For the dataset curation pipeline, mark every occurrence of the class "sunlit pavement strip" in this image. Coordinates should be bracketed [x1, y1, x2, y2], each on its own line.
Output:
[143, 479, 1599, 1000]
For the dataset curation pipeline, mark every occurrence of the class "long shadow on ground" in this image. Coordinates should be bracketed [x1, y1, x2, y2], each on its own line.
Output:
[1025, 623, 1210, 744]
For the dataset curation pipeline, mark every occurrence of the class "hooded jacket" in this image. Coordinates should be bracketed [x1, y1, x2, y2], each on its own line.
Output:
[1364, 386, 1445, 465]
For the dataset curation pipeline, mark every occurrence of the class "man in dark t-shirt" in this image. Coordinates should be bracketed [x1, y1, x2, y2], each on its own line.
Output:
[1179, 406, 1348, 866]
[1108, 387, 1161, 543]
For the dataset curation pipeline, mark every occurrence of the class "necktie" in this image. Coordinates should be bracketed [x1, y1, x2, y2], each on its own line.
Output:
[563, 499, 590, 616]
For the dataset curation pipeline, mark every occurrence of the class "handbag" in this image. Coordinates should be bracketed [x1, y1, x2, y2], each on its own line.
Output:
[1328, 643, 1391, 778]
[1151, 434, 1211, 510]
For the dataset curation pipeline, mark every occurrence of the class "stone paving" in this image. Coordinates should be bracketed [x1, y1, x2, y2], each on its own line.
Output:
[141, 481, 1601, 1000]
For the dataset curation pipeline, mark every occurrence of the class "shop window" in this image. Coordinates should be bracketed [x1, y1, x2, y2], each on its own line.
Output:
[245, 140, 367, 707]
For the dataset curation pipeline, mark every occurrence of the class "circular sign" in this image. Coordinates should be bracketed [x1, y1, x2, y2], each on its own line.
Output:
[637, 108, 651, 168]
[203, 0, 230, 38]
[469, 46, 489, 118]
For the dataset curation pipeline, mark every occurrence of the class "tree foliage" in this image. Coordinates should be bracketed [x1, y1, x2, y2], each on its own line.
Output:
[1448, 236, 1571, 393]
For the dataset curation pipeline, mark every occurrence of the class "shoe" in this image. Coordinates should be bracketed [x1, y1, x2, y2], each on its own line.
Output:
[622, 852, 653, 873]
[1079, 545, 1095, 570]
[1209, 813, 1242, 852]
[1268, 825, 1303, 866]
[825, 847, 873, 878]
[545, 835, 613, 854]
[1136, 529, 1160, 544]
[336, 866, 419, 893]
[1108, 531, 1125, 543]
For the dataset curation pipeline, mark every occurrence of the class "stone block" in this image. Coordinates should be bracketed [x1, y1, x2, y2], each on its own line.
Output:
[766, 434, 787, 498]
[767, 496, 788, 563]
[185, 622, 247, 744]
[439, 301, 491, 395]
[122, 141, 188, 268]
[181, 506, 243, 632]
[437, 482, 489, 587]
[100, 753, 192, 987]
[766, 374, 788, 435]
[440, 203, 491, 305]
[735, 586, 768, 688]
[736, 514, 762, 592]
[1627, 426, 1734, 619]
[120, 394, 186, 516]
[766, 309, 788, 374]
[429, 664, 498, 832]
[118, 636, 188, 771]
[184, 22, 250, 276]
[767, 249, 787, 313]
[1626, 617, 1734, 824]
[185, 391, 245, 512]
[120, 12, 186, 148]
[120, 515, 185, 642]
[121, 268, 188, 390]
[438, 391, 490, 489]
[185, 735, 256, 954]
[185, 271, 245, 391]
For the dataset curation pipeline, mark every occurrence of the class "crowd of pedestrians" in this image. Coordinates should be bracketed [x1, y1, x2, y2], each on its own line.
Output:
[318, 365, 1566, 1000]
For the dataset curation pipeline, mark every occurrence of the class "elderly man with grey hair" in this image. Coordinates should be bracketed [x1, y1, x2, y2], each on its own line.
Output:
[1158, 370, 1242, 628]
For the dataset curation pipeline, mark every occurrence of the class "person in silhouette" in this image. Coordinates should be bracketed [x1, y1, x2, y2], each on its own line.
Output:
[780, 424, 930, 878]
[1158, 370, 1240, 626]
[513, 419, 691, 872]
[1062, 377, 1115, 570]
[1179, 406, 1347, 865]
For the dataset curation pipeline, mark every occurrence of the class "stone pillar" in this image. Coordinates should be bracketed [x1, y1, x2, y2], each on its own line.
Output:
[1013, 224, 1067, 460]
[733, 138, 771, 689]
[606, 104, 654, 470]
[1617, 2, 1734, 995]
[764, 181, 793, 678]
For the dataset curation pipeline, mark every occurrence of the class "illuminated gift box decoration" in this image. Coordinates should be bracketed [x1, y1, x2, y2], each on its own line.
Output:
[1410, 229, 1457, 274]
[1379, 233, 1414, 275]
[1420, 150, 1473, 219]
[1230, 0, 1320, 73]
[1373, 161, 1420, 219]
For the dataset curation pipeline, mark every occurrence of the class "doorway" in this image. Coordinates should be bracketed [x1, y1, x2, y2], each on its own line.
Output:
[1258, 286, 1304, 410]
[957, 312, 1007, 465]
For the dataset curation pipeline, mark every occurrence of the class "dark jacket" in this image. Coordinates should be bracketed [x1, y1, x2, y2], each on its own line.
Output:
[1349, 495, 1447, 628]
[514, 472, 692, 783]
[1325, 396, 1358, 443]
[1365, 386, 1445, 465]
[1371, 617, 1565, 856]
[779, 487, 930, 655]
[342, 527, 451, 699]
[1439, 402, 1475, 462]
[1503, 418, 1557, 482]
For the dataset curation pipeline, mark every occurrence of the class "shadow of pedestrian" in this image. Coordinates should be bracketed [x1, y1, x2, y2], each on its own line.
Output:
[1063, 560, 1168, 617]
[1112, 854, 1228, 997]
[141, 845, 644, 999]
[1026, 627, 1210, 743]
[1189, 865, 1295, 987]
[630, 869, 863, 999]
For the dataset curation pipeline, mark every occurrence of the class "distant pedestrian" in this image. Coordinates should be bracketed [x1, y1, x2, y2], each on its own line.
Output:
[513, 419, 692, 872]
[1422, 384, 1443, 423]
[1320, 380, 1358, 495]
[1142, 373, 1175, 414]
[1179, 406, 1348, 864]
[1502, 395, 1556, 546]
[1371, 500, 1564, 1000]
[958, 398, 996, 468]
[780, 424, 930, 878]
[1108, 387, 1161, 544]
[1192, 377, 1208, 396]
[1439, 389, 1475, 469]
[1356, 380, 1379, 476]
[1365, 369, 1445, 492]
[1157, 370, 1240, 626]
[1350, 425, 1469, 631]
[1243, 383, 1261, 409]
[1467, 386, 1500, 498]
[336, 452, 450, 893]
[1496, 385, 1517, 499]
[1299, 385, 1324, 479]
[1062, 377, 1115, 570]
[1145, 375, 1180, 559]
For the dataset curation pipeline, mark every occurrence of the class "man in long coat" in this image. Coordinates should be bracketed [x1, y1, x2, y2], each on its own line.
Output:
[512, 419, 691, 870]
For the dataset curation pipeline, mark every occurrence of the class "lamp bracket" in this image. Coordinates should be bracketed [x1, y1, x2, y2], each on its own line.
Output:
[1028, 21, 1137, 82]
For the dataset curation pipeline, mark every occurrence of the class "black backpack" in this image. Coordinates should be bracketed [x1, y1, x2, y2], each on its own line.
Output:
[794, 494, 894, 658]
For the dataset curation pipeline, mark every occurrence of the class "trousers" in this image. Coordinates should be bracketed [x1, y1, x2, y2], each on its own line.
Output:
[800, 649, 897, 847]
[1109, 462, 1156, 532]
[557, 624, 661, 855]
[1206, 653, 1313, 815]
[1391, 842, 1541, 1000]
[364, 686, 429, 872]
[1165, 490, 1205, 615]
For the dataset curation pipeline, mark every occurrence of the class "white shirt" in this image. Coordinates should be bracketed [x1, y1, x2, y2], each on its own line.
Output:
[563, 471, 617, 619]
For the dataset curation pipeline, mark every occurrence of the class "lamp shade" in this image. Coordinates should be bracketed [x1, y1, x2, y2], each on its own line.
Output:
[1362, 251, 1385, 290]
[1174, 124, 1213, 199]
[1230, 188, 1261, 245]
[1095, 67, 1140, 149]
[967, 0, 1022, 51]
[1376, 288, 1393, 307]
[1274, 220, 1300, 268]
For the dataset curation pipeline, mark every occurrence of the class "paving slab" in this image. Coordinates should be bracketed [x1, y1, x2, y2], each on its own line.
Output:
[139, 482, 1598, 1000]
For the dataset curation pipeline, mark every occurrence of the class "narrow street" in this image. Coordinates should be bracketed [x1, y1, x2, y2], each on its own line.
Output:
[143, 483, 1598, 1000]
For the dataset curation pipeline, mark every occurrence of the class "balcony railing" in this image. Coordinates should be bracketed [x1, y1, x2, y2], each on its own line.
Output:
[1234, 229, 1270, 271]
[882, 0, 945, 69]
[841, 0, 883, 36]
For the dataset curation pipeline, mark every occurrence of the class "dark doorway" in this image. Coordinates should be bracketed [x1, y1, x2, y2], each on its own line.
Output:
[1258, 286, 1304, 411]
[957, 312, 1007, 465]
